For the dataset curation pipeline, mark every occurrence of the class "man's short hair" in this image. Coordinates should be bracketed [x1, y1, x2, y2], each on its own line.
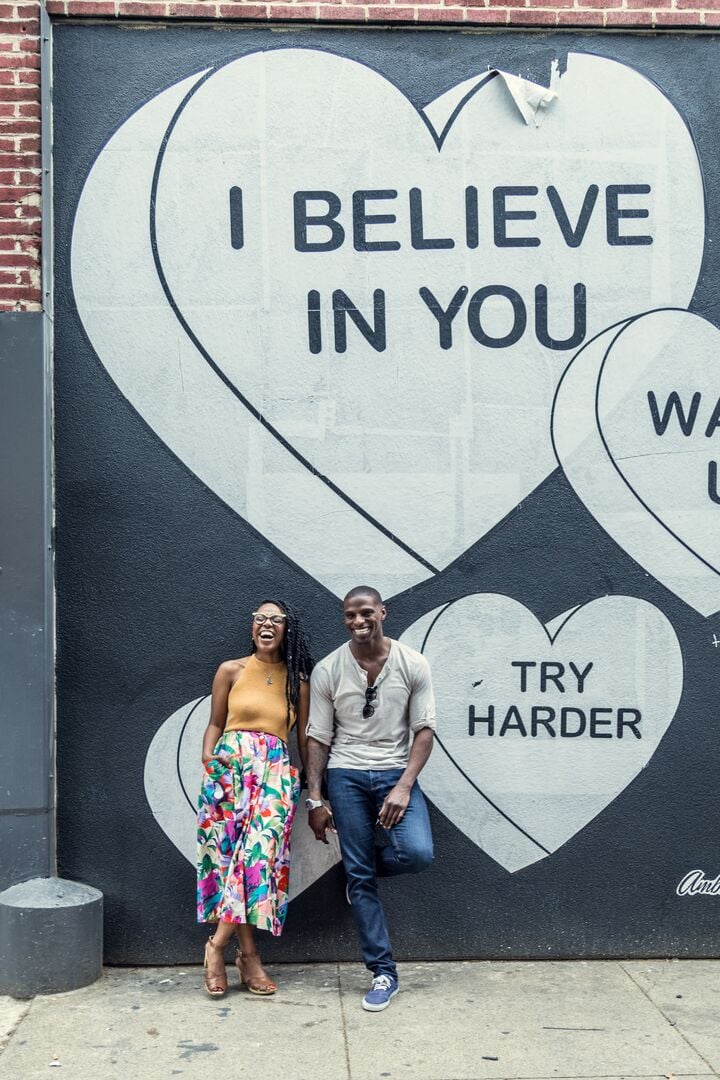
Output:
[343, 585, 383, 606]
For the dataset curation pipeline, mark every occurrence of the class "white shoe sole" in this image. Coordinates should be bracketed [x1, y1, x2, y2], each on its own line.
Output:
[361, 987, 399, 1012]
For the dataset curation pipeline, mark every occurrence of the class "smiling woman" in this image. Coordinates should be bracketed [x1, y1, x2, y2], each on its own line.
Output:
[195, 599, 314, 997]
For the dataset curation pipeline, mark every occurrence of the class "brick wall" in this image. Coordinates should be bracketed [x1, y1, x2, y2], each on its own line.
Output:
[0, 0, 715, 311]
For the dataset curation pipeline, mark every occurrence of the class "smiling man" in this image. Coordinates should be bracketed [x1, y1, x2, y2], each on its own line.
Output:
[305, 585, 436, 1012]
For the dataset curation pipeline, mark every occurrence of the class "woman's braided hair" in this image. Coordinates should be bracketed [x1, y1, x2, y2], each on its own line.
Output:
[251, 598, 315, 722]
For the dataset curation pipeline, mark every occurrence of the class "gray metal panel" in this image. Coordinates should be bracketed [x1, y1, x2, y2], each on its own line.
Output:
[0, 312, 51, 822]
[0, 813, 51, 891]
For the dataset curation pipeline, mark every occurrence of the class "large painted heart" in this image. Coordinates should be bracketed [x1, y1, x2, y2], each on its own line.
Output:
[553, 310, 720, 616]
[143, 695, 342, 899]
[72, 51, 704, 599]
[401, 593, 683, 872]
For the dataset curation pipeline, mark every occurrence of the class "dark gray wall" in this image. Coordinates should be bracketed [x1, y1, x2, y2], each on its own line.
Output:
[53, 26, 720, 963]
[0, 311, 53, 890]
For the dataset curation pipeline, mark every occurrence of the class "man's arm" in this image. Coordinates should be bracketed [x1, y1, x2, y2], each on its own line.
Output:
[305, 665, 336, 843]
[306, 737, 334, 843]
[377, 727, 433, 828]
[306, 736, 330, 800]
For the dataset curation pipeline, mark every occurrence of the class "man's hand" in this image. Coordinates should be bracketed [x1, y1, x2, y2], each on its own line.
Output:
[308, 804, 335, 843]
[378, 785, 411, 828]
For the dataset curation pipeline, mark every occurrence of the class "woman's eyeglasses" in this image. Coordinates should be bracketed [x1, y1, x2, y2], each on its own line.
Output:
[363, 685, 378, 719]
[252, 612, 287, 626]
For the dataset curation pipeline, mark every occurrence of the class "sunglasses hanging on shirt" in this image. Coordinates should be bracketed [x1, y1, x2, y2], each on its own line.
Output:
[363, 685, 378, 719]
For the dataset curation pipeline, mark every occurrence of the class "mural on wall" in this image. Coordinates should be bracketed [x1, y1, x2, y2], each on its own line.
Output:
[55, 27, 720, 961]
[71, 49, 705, 600]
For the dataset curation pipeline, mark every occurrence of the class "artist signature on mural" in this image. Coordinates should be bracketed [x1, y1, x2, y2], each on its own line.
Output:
[676, 869, 720, 896]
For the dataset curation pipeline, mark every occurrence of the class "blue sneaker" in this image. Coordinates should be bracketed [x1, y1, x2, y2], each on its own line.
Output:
[362, 974, 399, 1012]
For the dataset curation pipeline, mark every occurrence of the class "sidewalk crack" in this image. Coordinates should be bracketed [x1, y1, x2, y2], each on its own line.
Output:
[620, 961, 718, 1077]
[0, 999, 33, 1057]
[336, 963, 353, 1080]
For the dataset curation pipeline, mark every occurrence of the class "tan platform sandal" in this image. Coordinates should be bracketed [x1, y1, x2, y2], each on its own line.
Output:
[235, 949, 277, 996]
[203, 937, 228, 998]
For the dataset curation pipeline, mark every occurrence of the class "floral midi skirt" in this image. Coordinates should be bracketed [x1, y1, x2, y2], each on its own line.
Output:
[196, 730, 301, 936]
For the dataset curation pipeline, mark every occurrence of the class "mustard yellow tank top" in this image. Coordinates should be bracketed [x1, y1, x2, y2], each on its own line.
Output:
[224, 654, 294, 741]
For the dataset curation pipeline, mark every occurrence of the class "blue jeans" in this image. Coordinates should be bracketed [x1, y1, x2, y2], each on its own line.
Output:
[327, 768, 434, 980]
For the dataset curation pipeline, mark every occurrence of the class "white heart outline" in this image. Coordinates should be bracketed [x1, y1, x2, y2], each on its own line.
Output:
[72, 49, 705, 598]
[401, 592, 683, 872]
[143, 693, 342, 901]
[551, 308, 720, 616]
[149, 57, 503, 579]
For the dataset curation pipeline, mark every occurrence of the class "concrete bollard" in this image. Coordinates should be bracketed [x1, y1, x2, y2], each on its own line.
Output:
[0, 877, 103, 999]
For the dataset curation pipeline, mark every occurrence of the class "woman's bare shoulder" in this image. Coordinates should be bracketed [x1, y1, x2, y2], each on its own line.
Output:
[214, 656, 251, 679]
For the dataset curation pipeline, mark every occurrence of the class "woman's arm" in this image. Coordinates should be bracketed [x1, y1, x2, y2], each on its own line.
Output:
[296, 679, 310, 772]
[201, 661, 236, 763]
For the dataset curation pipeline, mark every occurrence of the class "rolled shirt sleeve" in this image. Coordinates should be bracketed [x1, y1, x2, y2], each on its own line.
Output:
[306, 663, 336, 746]
[408, 655, 437, 733]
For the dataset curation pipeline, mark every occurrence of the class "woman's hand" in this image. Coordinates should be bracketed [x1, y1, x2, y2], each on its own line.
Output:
[202, 753, 230, 768]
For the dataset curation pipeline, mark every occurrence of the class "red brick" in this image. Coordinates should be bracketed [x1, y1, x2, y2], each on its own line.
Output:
[0, 87, 38, 102]
[576, 0, 621, 6]
[0, 153, 39, 167]
[416, 4, 467, 17]
[18, 136, 40, 150]
[167, 3, 218, 15]
[0, 119, 41, 134]
[67, 1, 118, 12]
[316, 4, 367, 16]
[604, 8, 654, 20]
[0, 269, 32, 284]
[0, 4, 16, 15]
[702, 9, 720, 20]
[0, 250, 35, 265]
[0, 71, 14, 85]
[15, 36, 40, 52]
[0, 184, 35, 199]
[0, 47, 39, 64]
[622, 0, 657, 8]
[0, 218, 40, 234]
[527, 0, 575, 6]
[17, 69, 40, 84]
[0, 103, 16, 117]
[367, 5, 416, 16]
[556, 7, 604, 21]
[0, 171, 39, 184]
[506, 6, 556, 19]
[652, 9, 699, 20]
[0, 19, 39, 32]
[0, 283, 41, 297]
[676, 0, 720, 5]
[116, 1, 167, 12]
[15, 5, 40, 16]
[267, 4, 319, 16]
[462, 6, 509, 17]
[44, 0, 69, 11]
[218, 4, 269, 16]
[17, 101, 40, 116]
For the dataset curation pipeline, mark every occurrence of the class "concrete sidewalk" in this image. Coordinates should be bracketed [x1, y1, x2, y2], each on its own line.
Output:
[1, 960, 719, 1080]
